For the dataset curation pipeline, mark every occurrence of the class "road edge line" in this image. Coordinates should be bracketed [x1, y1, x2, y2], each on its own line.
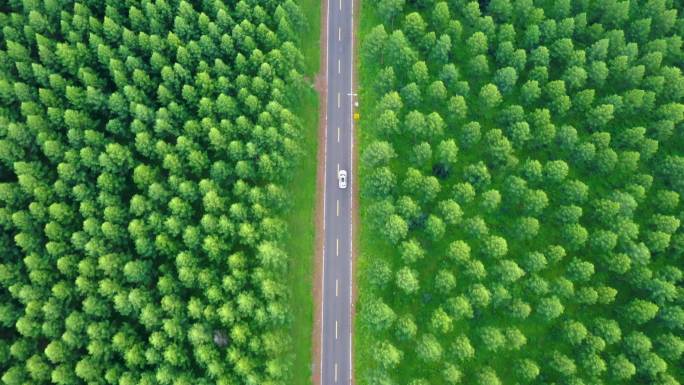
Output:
[349, 0, 355, 383]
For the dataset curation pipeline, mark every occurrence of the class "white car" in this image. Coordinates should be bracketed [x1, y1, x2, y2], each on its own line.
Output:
[338, 170, 347, 189]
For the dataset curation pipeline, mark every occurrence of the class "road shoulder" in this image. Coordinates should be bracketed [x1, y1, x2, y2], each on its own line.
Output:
[312, 0, 328, 383]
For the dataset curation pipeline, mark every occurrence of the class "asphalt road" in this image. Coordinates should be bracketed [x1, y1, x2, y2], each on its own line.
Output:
[320, 0, 354, 383]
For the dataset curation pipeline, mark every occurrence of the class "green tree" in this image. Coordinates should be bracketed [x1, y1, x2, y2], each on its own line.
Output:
[451, 334, 475, 362]
[427, 81, 448, 104]
[447, 95, 468, 121]
[566, 258, 595, 282]
[395, 314, 417, 341]
[376, 109, 401, 136]
[479, 83, 502, 109]
[375, 66, 397, 94]
[363, 25, 389, 63]
[469, 284, 491, 309]
[368, 259, 393, 289]
[464, 161, 492, 190]
[447, 240, 471, 263]
[561, 223, 588, 249]
[610, 354, 636, 381]
[442, 363, 462, 385]
[438, 199, 463, 225]
[400, 239, 425, 264]
[416, 334, 442, 363]
[476, 367, 501, 385]
[435, 269, 457, 294]
[375, 340, 403, 369]
[401, 83, 423, 109]
[493, 67, 517, 94]
[432, 2, 451, 31]
[430, 307, 453, 334]
[656, 333, 684, 361]
[377, 0, 406, 25]
[467, 32, 488, 57]
[625, 299, 659, 325]
[482, 235, 508, 259]
[515, 359, 539, 382]
[404, 12, 427, 42]
[396, 266, 419, 294]
[488, 0, 512, 21]
[588, 104, 615, 129]
[562, 320, 588, 345]
[413, 142, 432, 168]
[538, 296, 564, 321]
[460, 121, 482, 149]
[385, 30, 417, 73]
[463, 216, 489, 239]
[425, 215, 445, 241]
[363, 141, 397, 168]
[520, 80, 541, 105]
[479, 327, 505, 352]
[550, 351, 576, 377]
[366, 167, 397, 198]
[495, 260, 525, 283]
[469, 54, 490, 77]
[363, 299, 396, 332]
[504, 327, 527, 350]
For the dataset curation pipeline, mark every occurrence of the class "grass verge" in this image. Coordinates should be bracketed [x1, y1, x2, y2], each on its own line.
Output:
[284, 1, 320, 384]
[298, 0, 322, 77]
[354, 1, 381, 383]
[285, 89, 317, 385]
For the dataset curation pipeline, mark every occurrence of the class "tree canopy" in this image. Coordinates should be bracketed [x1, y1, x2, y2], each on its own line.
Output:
[0, 0, 311, 384]
[358, 1, 684, 384]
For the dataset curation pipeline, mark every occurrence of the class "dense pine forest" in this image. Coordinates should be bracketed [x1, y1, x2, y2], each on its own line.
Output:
[357, 0, 684, 384]
[0, 0, 313, 384]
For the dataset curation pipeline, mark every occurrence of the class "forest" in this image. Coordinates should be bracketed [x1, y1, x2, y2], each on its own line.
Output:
[357, 0, 684, 384]
[0, 0, 313, 384]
